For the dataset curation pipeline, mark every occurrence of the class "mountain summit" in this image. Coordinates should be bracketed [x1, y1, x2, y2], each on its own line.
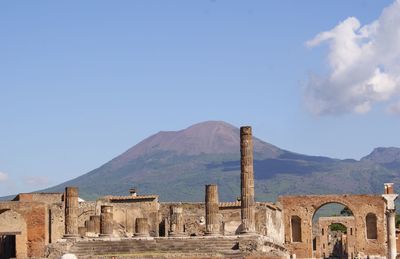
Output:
[361, 147, 400, 164]
[113, 121, 283, 165]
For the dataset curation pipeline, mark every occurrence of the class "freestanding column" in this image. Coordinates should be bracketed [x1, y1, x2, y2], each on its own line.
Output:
[383, 183, 398, 259]
[64, 187, 79, 238]
[85, 219, 95, 233]
[134, 218, 150, 237]
[169, 205, 185, 236]
[205, 184, 220, 236]
[100, 205, 114, 237]
[90, 215, 101, 234]
[240, 126, 255, 234]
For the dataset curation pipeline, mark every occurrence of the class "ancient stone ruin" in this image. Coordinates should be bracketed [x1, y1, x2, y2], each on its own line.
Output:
[0, 126, 398, 258]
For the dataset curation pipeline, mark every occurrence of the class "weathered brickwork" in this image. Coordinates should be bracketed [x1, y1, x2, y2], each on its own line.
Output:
[316, 216, 356, 258]
[0, 201, 48, 257]
[279, 194, 387, 258]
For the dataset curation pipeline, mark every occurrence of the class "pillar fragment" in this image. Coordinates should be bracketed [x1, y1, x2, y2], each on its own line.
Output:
[85, 219, 95, 233]
[240, 126, 255, 234]
[169, 205, 185, 236]
[90, 215, 101, 234]
[64, 187, 79, 238]
[134, 218, 150, 237]
[205, 184, 220, 236]
[100, 205, 114, 237]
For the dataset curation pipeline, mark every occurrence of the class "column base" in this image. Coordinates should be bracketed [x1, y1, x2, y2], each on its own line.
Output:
[134, 233, 150, 237]
[205, 232, 221, 236]
[239, 230, 256, 235]
[63, 234, 79, 239]
[168, 232, 185, 237]
[99, 234, 113, 238]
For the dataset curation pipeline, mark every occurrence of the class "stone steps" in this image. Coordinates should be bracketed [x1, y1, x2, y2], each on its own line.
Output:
[68, 238, 243, 256]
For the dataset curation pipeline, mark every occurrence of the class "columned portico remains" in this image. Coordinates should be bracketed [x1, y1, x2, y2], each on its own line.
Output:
[205, 184, 220, 236]
[64, 187, 79, 239]
[383, 183, 398, 259]
[169, 205, 185, 237]
[240, 126, 255, 234]
[100, 205, 114, 237]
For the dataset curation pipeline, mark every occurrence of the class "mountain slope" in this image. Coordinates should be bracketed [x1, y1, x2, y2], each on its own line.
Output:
[42, 121, 400, 201]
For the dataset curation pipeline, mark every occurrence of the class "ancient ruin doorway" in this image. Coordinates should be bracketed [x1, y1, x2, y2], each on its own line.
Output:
[312, 203, 355, 259]
[0, 234, 16, 259]
[0, 210, 27, 258]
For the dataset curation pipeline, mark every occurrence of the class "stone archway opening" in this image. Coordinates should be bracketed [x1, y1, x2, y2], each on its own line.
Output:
[312, 202, 354, 259]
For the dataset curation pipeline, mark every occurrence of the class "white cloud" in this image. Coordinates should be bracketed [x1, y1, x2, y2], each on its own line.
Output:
[0, 172, 9, 182]
[305, 0, 400, 115]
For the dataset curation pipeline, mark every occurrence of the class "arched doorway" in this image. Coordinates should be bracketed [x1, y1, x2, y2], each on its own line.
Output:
[312, 203, 355, 259]
[0, 210, 27, 259]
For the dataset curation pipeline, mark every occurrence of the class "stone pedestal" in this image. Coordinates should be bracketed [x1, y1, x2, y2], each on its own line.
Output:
[90, 215, 101, 234]
[169, 206, 185, 236]
[240, 126, 255, 234]
[134, 218, 150, 237]
[205, 184, 220, 236]
[64, 187, 79, 239]
[100, 205, 114, 237]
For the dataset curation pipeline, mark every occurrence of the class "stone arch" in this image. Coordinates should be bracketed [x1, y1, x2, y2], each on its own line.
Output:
[0, 209, 28, 258]
[311, 200, 355, 221]
[366, 213, 377, 239]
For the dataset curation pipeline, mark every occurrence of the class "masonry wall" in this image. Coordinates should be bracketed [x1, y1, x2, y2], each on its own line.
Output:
[279, 195, 386, 258]
[95, 199, 160, 237]
[16, 193, 63, 205]
[0, 201, 48, 257]
[159, 202, 284, 240]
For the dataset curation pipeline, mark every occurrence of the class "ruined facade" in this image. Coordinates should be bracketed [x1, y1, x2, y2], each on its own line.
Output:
[0, 125, 398, 258]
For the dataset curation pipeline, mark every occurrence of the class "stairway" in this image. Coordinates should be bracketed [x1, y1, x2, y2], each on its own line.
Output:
[67, 237, 252, 257]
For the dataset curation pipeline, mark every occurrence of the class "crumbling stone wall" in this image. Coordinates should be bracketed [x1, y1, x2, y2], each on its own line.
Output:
[77, 201, 96, 230]
[95, 199, 160, 237]
[159, 202, 283, 239]
[160, 203, 206, 236]
[49, 202, 64, 243]
[15, 193, 63, 204]
[279, 195, 386, 258]
[0, 201, 48, 258]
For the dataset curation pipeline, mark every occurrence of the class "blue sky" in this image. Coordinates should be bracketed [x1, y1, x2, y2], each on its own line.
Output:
[1, 0, 399, 196]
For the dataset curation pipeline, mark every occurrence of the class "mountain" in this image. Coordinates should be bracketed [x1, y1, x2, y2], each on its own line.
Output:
[41, 121, 400, 201]
[361, 147, 400, 168]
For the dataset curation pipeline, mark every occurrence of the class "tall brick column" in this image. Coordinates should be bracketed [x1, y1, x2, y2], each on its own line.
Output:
[134, 218, 150, 237]
[240, 126, 255, 234]
[100, 205, 114, 237]
[169, 205, 185, 236]
[64, 187, 79, 238]
[383, 183, 398, 259]
[205, 184, 220, 236]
